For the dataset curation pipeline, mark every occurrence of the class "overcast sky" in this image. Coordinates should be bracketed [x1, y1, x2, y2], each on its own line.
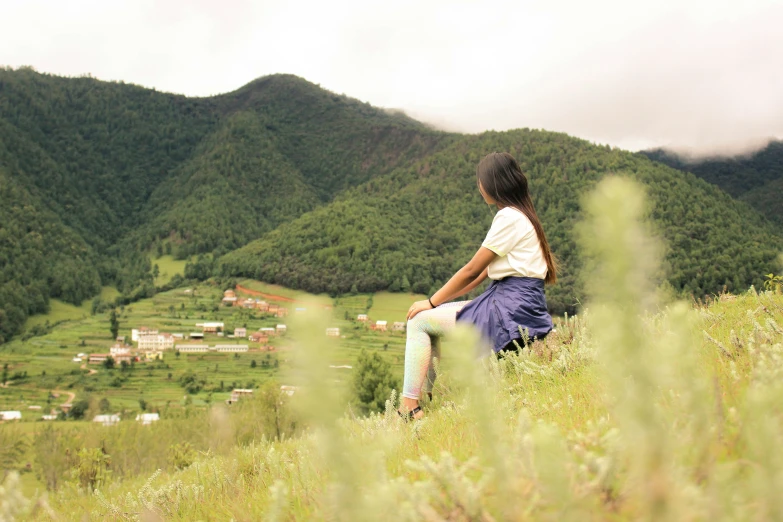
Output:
[2, 0, 782, 156]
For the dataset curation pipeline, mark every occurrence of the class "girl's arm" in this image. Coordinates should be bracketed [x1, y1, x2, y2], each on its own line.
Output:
[431, 247, 496, 307]
[407, 248, 495, 320]
[440, 267, 488, 303]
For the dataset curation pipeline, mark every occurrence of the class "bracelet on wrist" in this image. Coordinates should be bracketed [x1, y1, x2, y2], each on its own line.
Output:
[428, 297, 436, 308]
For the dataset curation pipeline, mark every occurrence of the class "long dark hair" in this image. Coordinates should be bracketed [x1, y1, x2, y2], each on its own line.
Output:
[476, 152, 557, 285]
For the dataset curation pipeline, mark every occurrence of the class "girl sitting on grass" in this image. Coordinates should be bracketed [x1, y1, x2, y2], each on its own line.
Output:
[400, 152, 557, 420]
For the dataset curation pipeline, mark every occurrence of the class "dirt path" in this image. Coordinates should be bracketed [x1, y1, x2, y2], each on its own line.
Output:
[80, 363, 98, 376]
[52, 390, 76, 408]
[235, 284, 297, 303]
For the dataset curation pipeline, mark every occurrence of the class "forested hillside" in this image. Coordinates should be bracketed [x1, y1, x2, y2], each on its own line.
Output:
[220, 130, 782, 314]
[0, 68, 446, 342]
[642, 141, 783, 223]
[0, 168, 101, 342]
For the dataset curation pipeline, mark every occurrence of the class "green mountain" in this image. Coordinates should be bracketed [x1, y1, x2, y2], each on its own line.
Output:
[0, 68, 446, 342]
[1, 67, 780, 342]
[642, 141, 783, 224]
[220, 130, 782, 314]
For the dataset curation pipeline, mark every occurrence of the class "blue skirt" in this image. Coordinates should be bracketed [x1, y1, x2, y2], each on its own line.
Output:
[456, 276, 553, 353]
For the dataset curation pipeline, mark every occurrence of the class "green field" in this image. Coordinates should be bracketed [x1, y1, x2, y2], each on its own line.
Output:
[23, 287, 120, 329]
[1, 282, 411, 417]
[368, 291, 428, 323]
[150, 255, 189, 286]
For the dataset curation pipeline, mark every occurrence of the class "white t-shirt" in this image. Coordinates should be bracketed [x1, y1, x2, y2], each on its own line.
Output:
[482, 207, 548, 280]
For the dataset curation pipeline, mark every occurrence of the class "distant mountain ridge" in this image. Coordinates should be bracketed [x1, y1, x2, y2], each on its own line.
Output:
[0, 67, 780, 343]
[641, 141, 783, 224]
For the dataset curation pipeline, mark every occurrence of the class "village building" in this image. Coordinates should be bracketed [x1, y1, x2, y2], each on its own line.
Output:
[176, 344, 209, 353]
[72, 357, 82, 363]
[41, 414, 58, 421]
[357, 314, 368, 322]
[248, 332, 269, 343]
[172, 333, 184, 340]
[268, 304, 280, 314]
[326, 327, 341, 337]
[93, 414, 120, 426]
[197, 322, 224, 333]
[116, 336, 126, 344]
[0, 411, 22, 421]
[114, 354, 134, 365]
[131, 327, 158, 342]
[226, 389, 253, 405]
[276, 308, 289, 318]
[136, 413, 160, 425]
[144, 351, 164, 361]
[214, 344, 249, 353]
[138, 333, 174, 351]
[371, 320, 387, 332]
[110, 344, 131, 356]
[222, 289, 238, 306]
[234, 327, 247, 338]
[260, 327, 276, 336]
[258, 344, 276, 352]
[89, 353, 110, 364]
[189, 332, 204, 340]
[393, 322, 406, 332]
[276, 324, 287, 334]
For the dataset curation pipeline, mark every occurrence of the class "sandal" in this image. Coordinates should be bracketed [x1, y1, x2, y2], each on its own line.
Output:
[397, 406, 422, 421]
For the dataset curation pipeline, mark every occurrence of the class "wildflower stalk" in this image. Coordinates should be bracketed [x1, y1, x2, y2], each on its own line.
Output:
[580, 176, 684, 519]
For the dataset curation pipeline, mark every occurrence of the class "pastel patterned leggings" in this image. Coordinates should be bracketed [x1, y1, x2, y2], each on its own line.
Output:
[401, 301, 471, 400]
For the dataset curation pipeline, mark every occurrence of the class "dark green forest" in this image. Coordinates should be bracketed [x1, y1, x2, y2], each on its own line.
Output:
[642, 141, 783, 224]
[219, 130, 782, 314]
[1, 67, 780, 342]
[0, 68, 446, 342]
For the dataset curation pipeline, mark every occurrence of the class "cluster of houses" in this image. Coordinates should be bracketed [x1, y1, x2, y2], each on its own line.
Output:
[81, 321, 286, 364]
[356, 314, 406, 332]
[324, 315, 405, 338]
[222, 290, 289, 317]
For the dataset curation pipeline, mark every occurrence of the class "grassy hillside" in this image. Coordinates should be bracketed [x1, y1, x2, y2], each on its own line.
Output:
[5, 278, 782, 520]
[642, 140, 783, 223]
[219, 130, 783, 314]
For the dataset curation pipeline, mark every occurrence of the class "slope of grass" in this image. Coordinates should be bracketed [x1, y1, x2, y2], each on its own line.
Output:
[368, 291, 428, 323]
[9, 289, 779, 521]
[23, 287, 120, 329]
[150, 256, 189, 286]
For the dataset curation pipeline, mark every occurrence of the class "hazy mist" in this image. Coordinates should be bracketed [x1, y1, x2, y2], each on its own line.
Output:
[2, 0, 781, 157]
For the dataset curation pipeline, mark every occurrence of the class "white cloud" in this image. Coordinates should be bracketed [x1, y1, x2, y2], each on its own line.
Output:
[2, 0, 782, 155]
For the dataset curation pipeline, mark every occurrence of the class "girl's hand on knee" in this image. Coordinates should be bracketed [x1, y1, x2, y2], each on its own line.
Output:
[407, 300, 434, 320]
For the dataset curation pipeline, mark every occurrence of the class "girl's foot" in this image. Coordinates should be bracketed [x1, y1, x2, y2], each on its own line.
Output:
[398, 397, 425, 420]
[397, 405, 424, 421]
